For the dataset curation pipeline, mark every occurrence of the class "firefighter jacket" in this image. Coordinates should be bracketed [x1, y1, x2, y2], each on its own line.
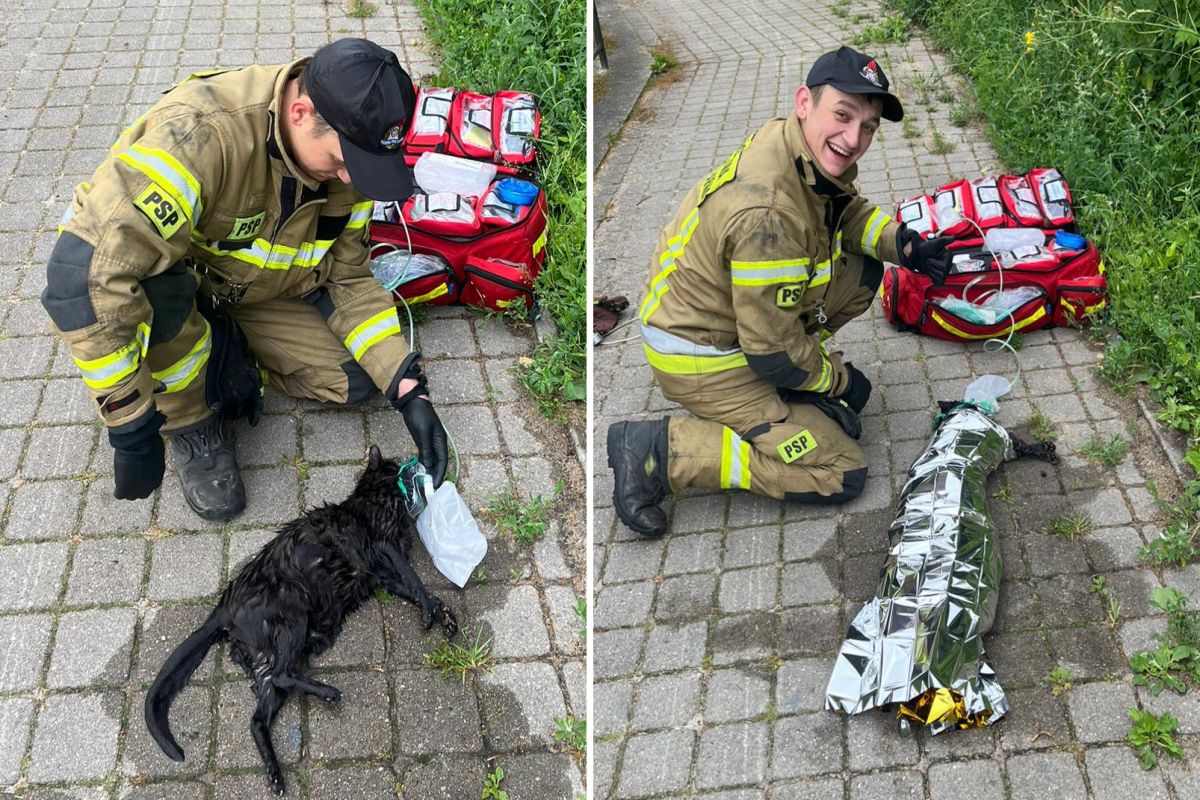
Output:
[41, 59, 413, 431]
[638, 112, 902, 395]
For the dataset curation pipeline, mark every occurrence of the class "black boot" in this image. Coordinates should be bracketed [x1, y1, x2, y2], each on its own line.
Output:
[606, 418, 670, 537]
[167, 415, 245, 522]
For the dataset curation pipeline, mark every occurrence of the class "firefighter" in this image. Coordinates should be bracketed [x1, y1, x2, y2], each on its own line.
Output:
[41, 39, 448, 522]
[607, 46, 952, 537]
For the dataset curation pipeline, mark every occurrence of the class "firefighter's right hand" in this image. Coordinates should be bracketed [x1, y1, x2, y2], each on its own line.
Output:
[838, 362, 872, 414]
[897, 226, 953, 285]
[108, 411, 166, 500]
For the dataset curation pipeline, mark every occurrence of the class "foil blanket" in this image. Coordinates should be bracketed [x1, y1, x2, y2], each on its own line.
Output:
[825, 405, 1013, 734]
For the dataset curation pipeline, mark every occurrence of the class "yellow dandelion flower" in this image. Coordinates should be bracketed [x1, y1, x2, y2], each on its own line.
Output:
[1024, 30, 1035, 53]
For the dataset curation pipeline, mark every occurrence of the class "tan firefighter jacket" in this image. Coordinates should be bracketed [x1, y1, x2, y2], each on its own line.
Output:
[639, 112, 902, 395]
[43, 59, 411, 430]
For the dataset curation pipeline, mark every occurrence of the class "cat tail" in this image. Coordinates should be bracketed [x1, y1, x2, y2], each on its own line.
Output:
[144, 608, 226, 761]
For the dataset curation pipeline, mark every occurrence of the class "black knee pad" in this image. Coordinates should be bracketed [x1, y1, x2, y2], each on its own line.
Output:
[141, 261, 197, 346]
[341, 361, 378, 405]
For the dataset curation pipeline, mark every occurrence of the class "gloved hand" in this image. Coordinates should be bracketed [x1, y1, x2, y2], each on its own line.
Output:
[391, 361, 448, 486]
[777, 389, 862, 440]
[109, 410, 166, 500]
[897, 226, 953, 285]
[838, 362, 872, 414]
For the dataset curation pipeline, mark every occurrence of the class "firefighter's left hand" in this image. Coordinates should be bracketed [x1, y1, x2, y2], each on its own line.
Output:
[397, 393, 449, 487]
[898, 226, 953, 285]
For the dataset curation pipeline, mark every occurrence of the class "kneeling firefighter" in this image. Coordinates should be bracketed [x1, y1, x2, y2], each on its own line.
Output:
[41, 39, 448, 522]
[608, 46, 951, 536]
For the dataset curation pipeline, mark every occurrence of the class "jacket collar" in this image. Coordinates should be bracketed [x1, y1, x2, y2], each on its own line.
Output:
[783, 112, 858, 199]
[267, 58, 323, 192]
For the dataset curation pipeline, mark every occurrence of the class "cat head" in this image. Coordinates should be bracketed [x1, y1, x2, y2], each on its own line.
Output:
[355, 444, 405, 500]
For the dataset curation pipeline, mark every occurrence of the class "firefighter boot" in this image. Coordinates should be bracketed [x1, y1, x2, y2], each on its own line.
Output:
[168, 414, 245, 522]
[607, 418, 670, 537]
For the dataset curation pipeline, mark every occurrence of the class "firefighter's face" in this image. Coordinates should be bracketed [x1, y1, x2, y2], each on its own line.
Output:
[294, 127, 351, 185]
[795, 85, 882, 178]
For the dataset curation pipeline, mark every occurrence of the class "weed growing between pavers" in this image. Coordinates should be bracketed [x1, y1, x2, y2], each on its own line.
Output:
[552, 715, 586, 752]
[484, 481, 561, 545]
[424, 626, 494, 683]
[481, 765, 509, 799]
[1081, 433, 1130, 469]
[415, 0, 586, 417]
[1128, 708, 1185, 770]
[1044, 509, 1092, 538]
[1044, 665, 1072, 697]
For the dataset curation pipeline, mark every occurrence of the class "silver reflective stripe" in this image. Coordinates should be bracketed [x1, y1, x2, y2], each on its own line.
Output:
[119, 144, 202, 220]
[861, 208, 890, 259]
[727, 429, 748, 489]
[640, 323, 742, 357]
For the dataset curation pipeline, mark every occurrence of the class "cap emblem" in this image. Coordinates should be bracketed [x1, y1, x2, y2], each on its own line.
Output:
[380, 122, 405, 150]
[860, 60, 882, 88]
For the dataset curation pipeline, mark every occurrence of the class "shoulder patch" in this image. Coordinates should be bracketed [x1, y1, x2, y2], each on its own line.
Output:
[775, 284, 806, 308]
[229, 211, 265, 240]
[777, 429, 818, 463]
[697, 134, 753, 206]
[134, 183, 185, 240]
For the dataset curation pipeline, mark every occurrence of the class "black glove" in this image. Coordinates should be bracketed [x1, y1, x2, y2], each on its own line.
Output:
[777, 389, 862, 440]
[897, 226, 953, 285]
[390, 362, 448, 487]
[838, 362, 872, 414]
[109, 411, 166, 500]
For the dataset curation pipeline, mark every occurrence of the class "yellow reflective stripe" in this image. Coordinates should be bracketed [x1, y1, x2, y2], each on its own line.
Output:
[533, 229, 547, 256]
[192, 236, 330, 271]
[808, 355, 833, 393]
[810, 233, 843, 288]
[860, 208, 891, 259]
[344, 308, 402, 361]
[1059, 296, 1106, 316]
[345, 201, 374, 231]
[292, 239, 335, 268]
[74, 322, 151, 389]
[719, 426, 752, 490]
[930, 305, 1047, 339]
[405, 283, 451, 304]
[730, 258, 811, 287]
[152, 319, 211, 393]
[641, 208, 700, 323]
[118, 144, 202, 221]
[642, 342, 748, 375]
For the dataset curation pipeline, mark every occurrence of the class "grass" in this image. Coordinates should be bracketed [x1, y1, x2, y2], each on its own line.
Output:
[552, 715, 586, 752]
[424, 627, 493, 683]
[853, 14, 911, 45]
[1139, 483, 1200, 566]
[279, 454, 311, 480]
[1090, 575, 1122, 629]
[485, 488, 551, 545]
[1045, 509, 1092, 538]
[901, 116, 920, 139]
[481, 766, 508, 800]
[1128, 708, 1185, 770]
[650, 51, 677, 76]
[882, 0, 1200, 549]
[1080, 433, 1130, 469]
[949, 100, 977, 126]
[415, 0, 585, 417]
[927, 129, 955, 154]
[1027, 410, 1057, 444]
[573, 596, 587, 639]
[344, 0, 377, 18]
[1044, 665, 1072, 697]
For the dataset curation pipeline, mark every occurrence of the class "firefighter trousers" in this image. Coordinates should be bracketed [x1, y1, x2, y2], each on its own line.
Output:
[143, 262, 386, 432]
[651, 253, 880, 502]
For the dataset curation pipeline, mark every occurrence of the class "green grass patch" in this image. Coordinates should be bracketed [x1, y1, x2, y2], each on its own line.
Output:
[1080, 433, 1130, 468]
[424, 627, 494, 683]
[415, 0, 586, 416]
[485, 487, 551, 545]
[927, 129, 955, 154]
[883, 0, 1200, 534]
[853, 14, 911, 45]
[1045, 509, 1092, 538]
[650, 51, 677, 76]
[1027, 409, 1057, 444]
[344, 0, 377, 17]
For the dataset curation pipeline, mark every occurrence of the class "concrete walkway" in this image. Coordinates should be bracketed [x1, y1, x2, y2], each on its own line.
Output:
[592, 0, 1196, 798]
[0, 1, 584, 798]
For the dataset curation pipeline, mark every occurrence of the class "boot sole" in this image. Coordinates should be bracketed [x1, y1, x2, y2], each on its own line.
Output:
[606, 422, 666, 538]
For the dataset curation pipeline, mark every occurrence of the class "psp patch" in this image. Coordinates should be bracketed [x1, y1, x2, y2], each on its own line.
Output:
[229, 211, 265, 240]
[134, 183, 185, 240]
[776, 284, 805, 308]
[777, 428, 818, 463]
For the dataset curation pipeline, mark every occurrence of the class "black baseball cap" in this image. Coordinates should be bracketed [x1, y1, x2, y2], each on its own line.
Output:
[305, 39, 417, 201]
[805, 46, 904, 122]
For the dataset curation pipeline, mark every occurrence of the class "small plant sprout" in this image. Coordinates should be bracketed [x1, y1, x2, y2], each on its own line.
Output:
[1127, 708, 1185, 769]
[486, 489, 551, 545]
[424, 628, 493, 683]
[573, 596, 587, 639]
[1044, 666, 1073, 697]
[928, 130, 956, 155]
[1081, 433, 1130, 469]
[1045, 509, 1092, 538]
[552, 715, 586, 752]
[481, 765, 508, 800]
[1028, 410, 1058, 443]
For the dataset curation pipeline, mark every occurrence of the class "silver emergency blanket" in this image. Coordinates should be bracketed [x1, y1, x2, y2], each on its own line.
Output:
[825, 405, 1013, 733]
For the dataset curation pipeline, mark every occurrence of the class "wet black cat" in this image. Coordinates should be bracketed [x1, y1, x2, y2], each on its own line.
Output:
[145, 445, 458, 794]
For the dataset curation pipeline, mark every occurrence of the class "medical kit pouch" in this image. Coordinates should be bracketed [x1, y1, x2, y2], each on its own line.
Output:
[403, 87, 455, 155]
[401, 87, 541, 167]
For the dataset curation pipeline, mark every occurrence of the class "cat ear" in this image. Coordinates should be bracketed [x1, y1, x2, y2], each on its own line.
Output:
[368, 444, 383, 470]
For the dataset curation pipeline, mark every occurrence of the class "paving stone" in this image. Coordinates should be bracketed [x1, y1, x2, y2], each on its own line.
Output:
[771, 712, 843, 779]
[603, 539, 662, 583]
[594, 627, 644, 679]
[472, 584, 552, 657]
[0, 696, 34, 784]
[501, 751, 583, 800]
[475, 317, 532, 356]
[308, 602, 387, 668]
[135, 604, 216, 684]
[392, 667, 483, 753]
[0, 541, 68, 611]
[396, 754, 487, 800]
[597, 581, 655, 630]
[235, 413, 298, 467]
[121, 685, 211, 779]
[927, 758, 1005, 800]
[723, 525, 781, 569]
[80, 477, 155, 535]
[532, 531, 573, 581]
[439, 405, 500, 454]
[719, 564, 778, 612]
[615, 729, 693, 798]
[225, 529, 276, 577]
[728, 491, 783, 528]
[147, 533, 222, 601]
[775, 657, 829, 715]
[631, 670, 701, 732]
[1140, 685, 1200, 735]
[0, 378, 41, 425]
[846, 709, 919, 771]
[1066, 680, 1138, 744]
[655, 572, 716, 621]
[483, 358, 522, 404]
[0, 613, 52, 691]
[705, 666, 770, 723]
[1085, 745, 1170, 800]
[1084, 526, 1147, 571]
[301, 410, 365, 462]
[779, 604, 843, 658]
[544, 584, 585, 651]
[670, 492, 727, 533]
[307, 765, 399, 800]
[28, 692, 122, 782]
[299, 463, 359, 508]
[0, 429, 24, 481]
[232, 466, 301, 527]
[663, 530, 721, 575]
[596, 679, 634, 736]
[1006, 749, 1086, 799]
[782, 518, 838, 562]
[696, 721, 768, 789]
[6, 479, 82, 539]
[713, 611, 774, 667]
[781, 560, 839, 607]
[479, 661, 567, 751]
[643, 621, 708, 674]
[850, 769, 923, 799]
[48, 606, 137, 688]
[511, 455, 558, 498]
[21, 424, 92, 479]
[987, 630, 1053, 687]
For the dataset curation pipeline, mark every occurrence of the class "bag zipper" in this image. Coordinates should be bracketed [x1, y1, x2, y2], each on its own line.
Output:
[465, 264, 532, 294]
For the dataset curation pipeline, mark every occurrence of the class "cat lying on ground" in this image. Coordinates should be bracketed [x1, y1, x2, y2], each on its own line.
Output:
[145, 445, 458, 795]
